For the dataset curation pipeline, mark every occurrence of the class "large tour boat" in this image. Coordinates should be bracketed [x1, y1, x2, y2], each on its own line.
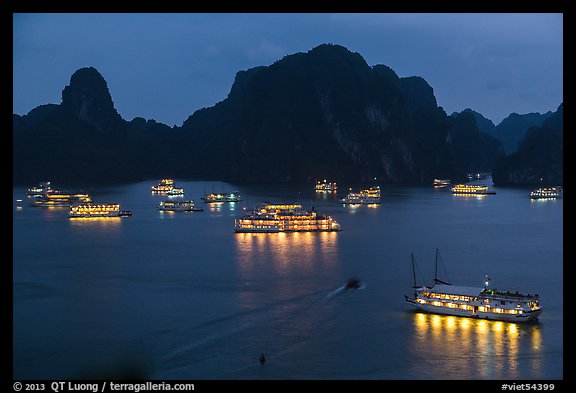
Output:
[342, 186, 381, 204]
[69, 203, 132, 217]
[529, 186, 563, 199]
[467, 172, 490, 181]
[451, 184, 496, 195]
[201, 191, 242, 203]
[234, 203, 341, 233]
[158, 200, 203, 212]
[151, 179, 175, 193]
[30, 192, 92, 207]
[26, 181, 53, 197]
[315, 179, 337, 192]
[166, 187, 185, 196]
[26, 181, 92, 206]
[404, 250, 542, 322]
[433, 179, 451, 188]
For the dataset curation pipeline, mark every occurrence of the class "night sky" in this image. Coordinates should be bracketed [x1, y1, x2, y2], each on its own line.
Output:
[13, 13, 563, 127]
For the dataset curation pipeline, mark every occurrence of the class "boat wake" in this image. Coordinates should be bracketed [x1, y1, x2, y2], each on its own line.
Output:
[324, 281, 367, 299]
[159, 282, 363, 378]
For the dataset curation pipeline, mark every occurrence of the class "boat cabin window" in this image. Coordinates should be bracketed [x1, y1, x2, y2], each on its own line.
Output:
[500, 300, 506, 305]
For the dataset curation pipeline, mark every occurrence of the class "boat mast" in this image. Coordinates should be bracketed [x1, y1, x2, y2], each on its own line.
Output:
[433, 248, 451, 285]
[411, 254, 417, 288]
[434, 248, 438, 284]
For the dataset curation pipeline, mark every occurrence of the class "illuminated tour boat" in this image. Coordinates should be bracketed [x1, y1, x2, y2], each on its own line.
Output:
[405, 250, 542, 322]
[433, 179, 451, 187]
[26, 181, 53, 197]
[69, 203, 132, 218]
[234, 203, 341, 233]
[30, 192, 92, 207]
[467, 172, 490, 181]
[26, 181, 92, 206]
[166, 187, 185, 196]
[529, 186, 563, 199]
[342, 186, 381, 204]
[451, 184, 496, 195]
[151, 179, 176, 193]
[315, 179, 337, 192]
[157, 200, 203, 212]
[201, 191, 242, 203]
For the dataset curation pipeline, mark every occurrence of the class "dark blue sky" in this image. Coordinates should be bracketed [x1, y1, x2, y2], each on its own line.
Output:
[13, 13, 563, 127]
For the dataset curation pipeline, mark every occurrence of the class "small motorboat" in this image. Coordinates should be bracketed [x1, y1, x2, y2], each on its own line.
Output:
[345, 278, 362, 289]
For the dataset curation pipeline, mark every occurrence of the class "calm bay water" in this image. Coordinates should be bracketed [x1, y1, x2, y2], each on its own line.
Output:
[13, 180, 563, 380]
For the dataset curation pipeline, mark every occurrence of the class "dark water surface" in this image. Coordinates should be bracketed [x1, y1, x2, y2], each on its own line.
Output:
[13, 180, 563, 379]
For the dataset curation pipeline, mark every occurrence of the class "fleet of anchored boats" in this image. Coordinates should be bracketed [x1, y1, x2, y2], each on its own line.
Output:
[26, 181, 132, 217]
[20, 176, 557, 323]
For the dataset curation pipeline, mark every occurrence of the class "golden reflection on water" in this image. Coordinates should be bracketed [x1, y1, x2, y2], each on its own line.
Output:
[411, 312, 542, 379]
[235, 231, 338, 276]
[234, 232, 339, 309]
[530, 198, 558, 204]
[452, 194, 488, 201]
[69, 217, 122, 226]
[314, 191, 339, 201]
[208, 202, 224, 212]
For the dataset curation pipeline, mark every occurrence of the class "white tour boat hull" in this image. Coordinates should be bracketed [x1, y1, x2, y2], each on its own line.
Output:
[406, 298, 542, 322]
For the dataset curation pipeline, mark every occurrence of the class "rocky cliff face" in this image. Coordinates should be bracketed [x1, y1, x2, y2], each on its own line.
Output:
[494, 111, 554, 154]
[446, 111, 504, 174]
[492, 104, 563, 185]
[14, 44, 517, 185]
[450, 108, 554, 155]
[451, 108, 496, 135]
[13, 67, 168, 184]
[61, 67, 124, 133]
[178, 44, 502, 184]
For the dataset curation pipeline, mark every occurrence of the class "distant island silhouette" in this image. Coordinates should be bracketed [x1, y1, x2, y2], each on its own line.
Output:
[13, 44, 562, 186]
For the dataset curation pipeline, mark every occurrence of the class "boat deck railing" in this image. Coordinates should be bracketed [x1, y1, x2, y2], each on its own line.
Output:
[481, 289, 539, 299]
